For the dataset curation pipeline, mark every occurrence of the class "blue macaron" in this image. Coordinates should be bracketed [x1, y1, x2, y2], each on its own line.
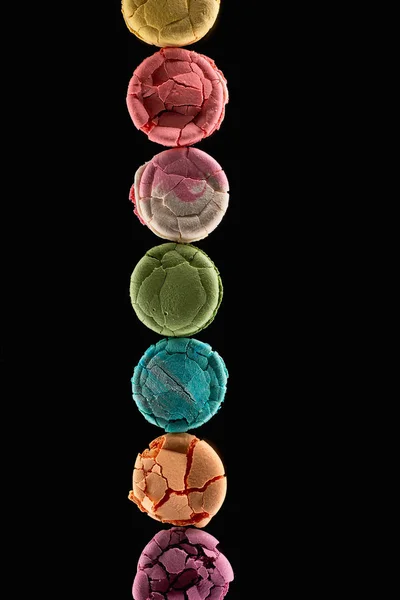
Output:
[132, 337, 228, 432]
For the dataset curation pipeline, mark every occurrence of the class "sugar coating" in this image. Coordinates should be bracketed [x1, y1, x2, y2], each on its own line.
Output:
[132, 338, 228, 432]
[130, 243, 222, 337]
[122, 0, 220, 47]
[131, 147, 229, 243]
[129, 433, 227, 528]
[126, 48, 228, 147]
[132, 527, 234, 600]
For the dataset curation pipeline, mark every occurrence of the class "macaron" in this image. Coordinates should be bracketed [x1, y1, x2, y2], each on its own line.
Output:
[130, 243, 222, 337]
[130, 147, 229, 243]
[132, 337, 228, 432]
[127, 48, 228, 147]
[129, 433, 226, 527]
[133, 527, 234, 600]
[122, 0, 220, 48]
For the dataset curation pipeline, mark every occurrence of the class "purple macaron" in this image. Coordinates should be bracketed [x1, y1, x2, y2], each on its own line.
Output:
[133, 527, 234, 600]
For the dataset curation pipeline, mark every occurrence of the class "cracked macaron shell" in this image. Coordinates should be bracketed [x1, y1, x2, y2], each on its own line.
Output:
[133, 527, 234, 600]
[122, 0, 220, 48]
[132, 338, 228, 433]
[129, 433, 227, 527]
[130, 147, 229, 243]
[126, 47, 228, 147]
[130, 243, 222, 337]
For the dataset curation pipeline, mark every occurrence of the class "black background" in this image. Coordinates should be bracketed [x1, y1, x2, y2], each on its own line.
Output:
[114, 2, 242, 598]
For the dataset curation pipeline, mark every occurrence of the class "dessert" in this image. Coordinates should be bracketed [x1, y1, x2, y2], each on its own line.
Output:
[129, 433, 226, 527]
[127, 48, 228, 147]
[130, 243, 222, 337]
[132, 337, 228, 432]
[132, 527, 234, 600]
[122, 0, 220, 48]
[130, 147, 229, 243]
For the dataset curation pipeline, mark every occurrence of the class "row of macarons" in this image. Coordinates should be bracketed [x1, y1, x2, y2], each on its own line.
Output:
[122, 3, 234, 598]
[128, 169, 233, 597]
[129, 209, 231, 598]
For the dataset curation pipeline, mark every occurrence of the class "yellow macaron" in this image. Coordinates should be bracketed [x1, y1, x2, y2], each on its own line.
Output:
[121, 0, 220, 47]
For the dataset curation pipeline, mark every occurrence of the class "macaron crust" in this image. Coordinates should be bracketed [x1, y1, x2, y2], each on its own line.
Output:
[130, 243, 222, 337]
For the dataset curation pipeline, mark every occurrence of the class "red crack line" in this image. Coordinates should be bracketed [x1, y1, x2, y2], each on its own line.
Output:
[153, 474, 225, 511]
[184, 437, 198, 488]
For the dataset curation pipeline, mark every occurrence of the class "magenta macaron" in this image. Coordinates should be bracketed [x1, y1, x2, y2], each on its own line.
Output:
[133, 527, 234, 600]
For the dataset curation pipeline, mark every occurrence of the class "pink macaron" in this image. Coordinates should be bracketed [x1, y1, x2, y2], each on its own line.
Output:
[130, 147, 229, 243]
[126, 48, 228, 147]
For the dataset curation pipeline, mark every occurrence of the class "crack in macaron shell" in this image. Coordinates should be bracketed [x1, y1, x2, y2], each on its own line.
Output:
[130, 243, 223, 337]
[127, 48, 228, 147]
[132, 337, 228, 432]
[122, 0, 220, 48]
[129, 433, 227, 528]
[133, 527, 234, 600]
[130, 148, 229, 243]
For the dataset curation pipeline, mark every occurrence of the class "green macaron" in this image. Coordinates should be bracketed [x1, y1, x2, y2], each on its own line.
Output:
[130, 243, 223, 337]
